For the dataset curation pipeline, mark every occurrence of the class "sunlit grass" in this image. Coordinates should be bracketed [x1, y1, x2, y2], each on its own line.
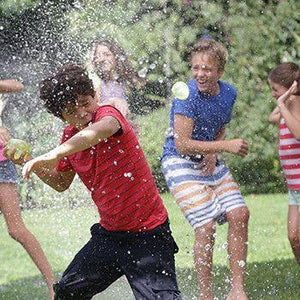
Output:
[0, 193, 299, 299]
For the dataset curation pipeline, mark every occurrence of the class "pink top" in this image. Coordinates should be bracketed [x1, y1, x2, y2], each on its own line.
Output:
[279, 118, 300, 190]
[0, 144, 7, 162]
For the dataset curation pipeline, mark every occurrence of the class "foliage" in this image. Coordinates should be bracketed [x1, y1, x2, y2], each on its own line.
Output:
[0, 0, 299, 206]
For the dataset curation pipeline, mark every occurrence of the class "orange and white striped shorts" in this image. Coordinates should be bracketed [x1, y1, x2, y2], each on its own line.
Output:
[162, 156, 246, 228]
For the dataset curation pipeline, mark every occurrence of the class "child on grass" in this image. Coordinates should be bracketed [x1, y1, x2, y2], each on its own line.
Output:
[8, 65, 181, 300]
[0, 79, 55, 300]
[268, 62, 300, 266]
[161, 38, 249, 300]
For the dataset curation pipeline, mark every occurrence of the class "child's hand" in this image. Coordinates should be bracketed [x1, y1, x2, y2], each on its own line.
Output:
[198, 154, 217, 175]
[3, 146, 32, 165]
[277, 80, 298, 106]
[101, 97, 130, 117]
[226, 139, 248, 157]
[0, 126, 10, 144]
[22, 152, 59, 179]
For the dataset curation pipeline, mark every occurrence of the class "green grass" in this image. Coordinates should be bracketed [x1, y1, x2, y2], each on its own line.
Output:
[0, 193, 299, 299]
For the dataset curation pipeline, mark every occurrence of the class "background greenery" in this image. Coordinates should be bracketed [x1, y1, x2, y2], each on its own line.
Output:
[1, 193, 299, 299]
[0, 0, 299, 207]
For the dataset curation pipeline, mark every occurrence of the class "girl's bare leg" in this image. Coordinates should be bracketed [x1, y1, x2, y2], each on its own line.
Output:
[0, 183, 55, 299]
[288, 205, 300, 265]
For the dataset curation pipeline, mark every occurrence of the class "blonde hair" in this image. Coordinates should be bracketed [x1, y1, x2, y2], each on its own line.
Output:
[190, 39, 228, 71]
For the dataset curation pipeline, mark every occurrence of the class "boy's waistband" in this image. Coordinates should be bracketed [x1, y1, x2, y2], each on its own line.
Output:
[90, 218, 171, 240]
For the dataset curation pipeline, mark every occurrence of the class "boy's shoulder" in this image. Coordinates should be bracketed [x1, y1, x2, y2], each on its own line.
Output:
[93, 105, 124, 123]
[220, 80, 237, 97]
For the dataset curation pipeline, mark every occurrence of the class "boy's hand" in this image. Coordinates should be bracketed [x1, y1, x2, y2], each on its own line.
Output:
[226, 139, 248, 157]
[198, 154, 217, 175]
[277, 80, 298, 107]
[0, 126, 10, 144]
[22, 152, 59, 179]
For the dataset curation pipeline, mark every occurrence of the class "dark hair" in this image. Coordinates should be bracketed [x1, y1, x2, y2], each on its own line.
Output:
[91, 38, 145, 87]
[190, 38, 228, 71]
[268, 62, 300, 95]
[40, 64, 94, 119]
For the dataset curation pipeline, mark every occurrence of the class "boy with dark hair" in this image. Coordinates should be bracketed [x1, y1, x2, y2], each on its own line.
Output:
[14, 64, 181, 300]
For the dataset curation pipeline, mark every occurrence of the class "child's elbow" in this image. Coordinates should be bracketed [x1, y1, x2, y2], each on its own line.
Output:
[175, 139, 188, 154]
[54, 186, 68, 193]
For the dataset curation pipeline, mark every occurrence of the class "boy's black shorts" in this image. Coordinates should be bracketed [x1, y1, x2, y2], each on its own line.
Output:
[54, 219, 181, 300]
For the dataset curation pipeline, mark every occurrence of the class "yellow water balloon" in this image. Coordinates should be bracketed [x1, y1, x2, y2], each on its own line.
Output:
[171, 81, 189, 100]
[6, 138, 31, 160]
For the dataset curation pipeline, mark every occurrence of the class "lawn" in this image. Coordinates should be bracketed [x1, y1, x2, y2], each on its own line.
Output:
[0, 193, 299, 299]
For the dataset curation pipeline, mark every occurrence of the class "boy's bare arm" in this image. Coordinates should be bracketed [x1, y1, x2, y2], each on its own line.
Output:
[34, 168, 76, 192]
[4, 147, 76, 192]
[0, 80, 24, 93]
[174, 115, 248, 157]
[22, 116, 121, 179]
[52, 116, 120, 158]
[215, 126, 226, 140]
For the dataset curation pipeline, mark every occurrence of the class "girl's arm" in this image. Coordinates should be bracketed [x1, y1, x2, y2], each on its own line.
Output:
[0, 80, 24, 93]
[277, 81, 300, 139]
[174, 114, 248, 156]
[268, 106, 281, 124]
[0, 126, 10, 144]
[278, 103, 300, 139]
[101, 97, 130, 117]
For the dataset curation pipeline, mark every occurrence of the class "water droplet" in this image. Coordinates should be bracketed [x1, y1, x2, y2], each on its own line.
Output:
[113, 73, 120, 80]
[238, 260, 245, 267]
[138, 67, 148, 78]
[222, 242, 228, 249]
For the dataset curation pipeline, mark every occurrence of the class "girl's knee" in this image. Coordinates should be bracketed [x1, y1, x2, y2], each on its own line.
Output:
[288, 230, 300, 245]
[8, 226, 29, 243]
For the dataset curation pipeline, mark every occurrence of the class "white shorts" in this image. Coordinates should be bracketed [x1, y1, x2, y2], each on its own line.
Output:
[162, 156, 246, 228]
[288, 190, 300, 208]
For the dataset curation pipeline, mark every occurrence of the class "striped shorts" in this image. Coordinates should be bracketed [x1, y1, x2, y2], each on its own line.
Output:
[161, 156, 246, 229]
